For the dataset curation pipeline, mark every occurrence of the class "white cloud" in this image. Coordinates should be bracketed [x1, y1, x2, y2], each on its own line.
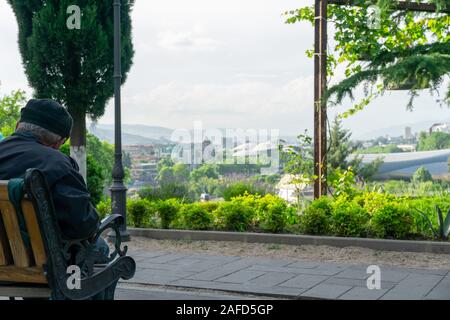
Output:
[156, 25, 224, 52]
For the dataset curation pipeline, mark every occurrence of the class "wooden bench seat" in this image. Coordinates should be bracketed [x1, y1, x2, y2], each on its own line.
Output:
[0, 169, 136, 300]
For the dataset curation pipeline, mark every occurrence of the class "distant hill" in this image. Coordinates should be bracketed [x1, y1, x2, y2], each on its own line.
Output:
[96, 124, 173, 140]
[88, 126, 172, 145]
[89, 123, 300, 146]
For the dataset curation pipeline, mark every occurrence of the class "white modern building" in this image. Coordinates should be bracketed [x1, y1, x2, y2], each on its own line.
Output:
[350, 149, 450, 179]
[430, 123, 450, 134]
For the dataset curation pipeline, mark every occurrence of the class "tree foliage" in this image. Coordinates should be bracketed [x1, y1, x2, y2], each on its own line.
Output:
[0, 89, 26, 137]
[417, 131, 450, 151]
[412, 166, 434, 183]
[285, 0, 450, 113]
[7, 0, 135, 158]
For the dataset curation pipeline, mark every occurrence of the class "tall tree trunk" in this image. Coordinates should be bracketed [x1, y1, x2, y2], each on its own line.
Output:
[69, 110, 87, 183]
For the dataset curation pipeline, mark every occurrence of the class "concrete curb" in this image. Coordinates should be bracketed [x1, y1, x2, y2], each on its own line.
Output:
[128, 228, 450, 254]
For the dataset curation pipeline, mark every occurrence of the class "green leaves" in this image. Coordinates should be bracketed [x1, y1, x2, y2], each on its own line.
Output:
[415, 205, 450, 241]
[7, 0, 135, 119]
[437, 206, 450, 239]
[0, 89, 26, 137]
[284, 1, 450, 112]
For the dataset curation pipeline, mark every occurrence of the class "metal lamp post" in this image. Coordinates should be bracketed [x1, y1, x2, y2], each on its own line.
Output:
[110, 0, 130, 241]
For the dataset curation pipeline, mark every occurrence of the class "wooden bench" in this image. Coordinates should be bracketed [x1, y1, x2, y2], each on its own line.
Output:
[0, 168, 136, 300]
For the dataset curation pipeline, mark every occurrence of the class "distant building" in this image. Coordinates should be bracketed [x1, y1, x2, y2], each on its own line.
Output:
[404, 126, 413, 140]
[275, 174, 313, 203]
[430, 123, 450, 134]
[397, 144, 416, 152]
[349, 149, 450, 179]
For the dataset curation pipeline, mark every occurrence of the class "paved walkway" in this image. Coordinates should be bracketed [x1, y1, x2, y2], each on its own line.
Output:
[123, 249, 450, 300]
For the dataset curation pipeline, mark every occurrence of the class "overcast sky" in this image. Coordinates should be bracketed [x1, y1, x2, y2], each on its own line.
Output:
[0, 0, 448, 138]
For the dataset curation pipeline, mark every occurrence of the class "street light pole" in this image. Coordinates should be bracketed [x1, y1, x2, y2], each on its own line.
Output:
[110, 0, 130, 241]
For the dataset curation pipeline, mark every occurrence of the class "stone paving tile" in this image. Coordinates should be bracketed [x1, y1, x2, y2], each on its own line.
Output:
[339, 287, 388, 300]
[248, 264, 347, 276]
[164, 257, 235, 271]
[143, 253, 191, 264]
[381, 273, 443, 300]
[335, 266, 408, 283]
[170, 279, 307, 297]
[424, 276, 450, 300]
[381, 266, 449, 276]
[242, 257, 294, 267]
[322, 277, 397, 290]
[127, 272, 184, 286]
[285, 261, 321, 269]
[216, 270, 267, 283]
[248, 272, 297, 287]
[186, 258, 256, 281]
[127, 250, 168, 258]
[278, 274, 329, 289]
[137, 261, 195, 272]
[300, 284, 353, 299]
[186, 253, 242, 261]
[127, 268, 196, 286]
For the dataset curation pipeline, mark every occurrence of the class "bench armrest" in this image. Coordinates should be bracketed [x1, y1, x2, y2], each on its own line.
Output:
[92, 214, 128, 262]
[99, 214, 124, 231]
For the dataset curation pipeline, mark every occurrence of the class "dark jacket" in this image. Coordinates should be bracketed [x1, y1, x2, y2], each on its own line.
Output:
[0, 131, 100, 239]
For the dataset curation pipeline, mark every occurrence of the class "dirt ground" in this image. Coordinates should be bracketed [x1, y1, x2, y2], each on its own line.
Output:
[126, 236, 450, 270]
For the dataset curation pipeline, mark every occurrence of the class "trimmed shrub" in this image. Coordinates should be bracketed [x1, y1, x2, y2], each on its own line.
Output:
[309, 196, 333, 214]
[96, 198, 111, 220]
[127, 198, 157, 228]
[257, 195, 289, 233]
[178, 203, 212, 230]
[357, 192, 395, 215]
[331, 197, 370, 237]
[299, 206, 331, 235]
[369, 203, 413, 239]
[156, 199, 181, 229]
[197, 201, 220, 213]
[213, 199, 255, 231]
[298, 196, 333, 235]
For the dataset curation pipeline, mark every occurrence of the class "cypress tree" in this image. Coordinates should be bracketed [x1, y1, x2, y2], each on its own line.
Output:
[7, 0, 135, 179]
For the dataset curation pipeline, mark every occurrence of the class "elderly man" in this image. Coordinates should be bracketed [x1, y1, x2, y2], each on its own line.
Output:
[0, 99, 109, 299]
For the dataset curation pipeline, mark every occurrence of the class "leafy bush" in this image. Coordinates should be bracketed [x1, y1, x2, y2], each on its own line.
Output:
[309, 196, 333, 214]
[178, 203, 212, 230]
[299, 206, 331, 235]
[299, 197, 333, 235]
[331, 197, 370, 237]
[155, 198, 181, 229]
[213, 199, 255, 231]
[197, 201, 220, 213]
[139, 183, 194, 202]
[257, 195, 290, 233]
[369, 203, 413, 239]
[413, 166, 433, 183]
[222, 182, 266, 201]
[96, 198, 111, 220]
[127, 198, 157, 228]
[357, 192, 395, 215]
[406, 196, 450, 238]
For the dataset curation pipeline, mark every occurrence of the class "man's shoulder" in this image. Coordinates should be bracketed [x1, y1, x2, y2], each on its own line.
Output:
[45, 147, 78, 170]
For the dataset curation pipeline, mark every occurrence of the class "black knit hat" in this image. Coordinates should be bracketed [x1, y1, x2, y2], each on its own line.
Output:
[20, 99, 73, 139]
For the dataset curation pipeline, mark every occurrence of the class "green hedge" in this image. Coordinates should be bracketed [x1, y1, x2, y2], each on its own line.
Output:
[96, 192, 450, 241]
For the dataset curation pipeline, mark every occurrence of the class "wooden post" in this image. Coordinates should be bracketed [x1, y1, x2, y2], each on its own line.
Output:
[314, 0, 328, 199]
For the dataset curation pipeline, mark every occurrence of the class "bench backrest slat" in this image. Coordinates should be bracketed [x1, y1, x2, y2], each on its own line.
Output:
[0, 200, 31, 267]
[22, 201, 47, 267]
[0, 213, 13, 266]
